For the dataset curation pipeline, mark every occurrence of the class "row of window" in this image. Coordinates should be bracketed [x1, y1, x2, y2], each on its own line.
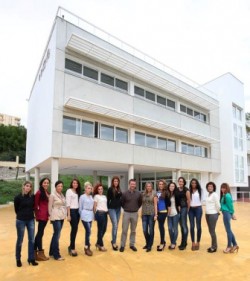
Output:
[235, 155, 244, 183]
[181, 142, 208, 158]
[65, 58, 128, 91]
[233, 124, 243, 151]
[180, 104, 207, 122]
[232, 104, 242, 121]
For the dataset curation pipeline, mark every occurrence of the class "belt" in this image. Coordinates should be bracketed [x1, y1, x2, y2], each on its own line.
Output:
[83, 209, 93, 211]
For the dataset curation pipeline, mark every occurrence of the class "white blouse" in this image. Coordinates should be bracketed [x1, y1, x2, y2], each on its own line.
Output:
[205, 192, 221, 214]
[66, 188, 79, 209]
[94, 194, 108, 212]
[190, 190, 202, 207]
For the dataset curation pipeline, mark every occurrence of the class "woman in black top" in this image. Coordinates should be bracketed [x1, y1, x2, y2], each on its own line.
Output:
[14, 181, 38, 267]
[107, 176, 122, 251]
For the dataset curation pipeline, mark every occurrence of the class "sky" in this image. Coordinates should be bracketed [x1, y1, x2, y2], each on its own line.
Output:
[0, 0, 250, 126]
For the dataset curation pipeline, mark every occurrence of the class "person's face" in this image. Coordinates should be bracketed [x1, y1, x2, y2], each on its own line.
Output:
[207, 184, 214, 193]
[42, 179, 50, 191]
[113, 179, 119, 187]
[221, 187, 226, 194]
[145, 184, 152, 192]
[23, 183, 32, 194]
[72, 180, 78, 190]
[85, 185, 92, 194]
[98, 186, 103, 195]
[158, 181, 164, 190]
[191, 180, 197, 189]
[56, 183, 63, 193]
[169, 183, 175, 192]
[129, 181, 136, 191]
[178, 178, 184, 187]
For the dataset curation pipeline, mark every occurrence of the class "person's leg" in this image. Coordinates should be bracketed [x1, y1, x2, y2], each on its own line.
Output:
[108, 209, 117, 244]
[120, 212, 130, 248]
[82, 221, 91, 247]
[167, 216, 174, 245]
[157, 213, 167, 244]
[209, 214, 218, 250]
[26, 219, 35, 261]
[51, 220, 63, 259]
[188, 207, 195, 243]
[172, 214, 179, 246]
[70, 209, 79, 250]
[34, 220, 47, 251]
[15, 220, 25, 261]
[222, 211, 234, 248]
[95, 212, 105, 247]
[148, 215, 155, 249]
[129, 212, 138, 247]
[196, 206, 203, 244]
[142, 215, 149, 247]
[179, 207, 188, 246]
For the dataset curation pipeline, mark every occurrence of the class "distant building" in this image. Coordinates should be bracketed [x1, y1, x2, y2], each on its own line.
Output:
[0, 113, 21, 126]
[26, 7, 248, 197]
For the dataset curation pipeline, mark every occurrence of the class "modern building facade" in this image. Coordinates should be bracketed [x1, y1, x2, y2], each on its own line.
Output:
[0, 113, 21, 126]
[26, 7, 248, 197]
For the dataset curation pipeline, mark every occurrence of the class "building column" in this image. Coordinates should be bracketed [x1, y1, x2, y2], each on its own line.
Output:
[129, 128, 135, 144]
[51, 158, 59, 193]
[129, 81, 135, 96]
[208, 172, 213, 181]
[93, 170, 98, 185]
[26, 172, 30, 181]
[128, 164, 134, 180]
[176, 169, 181, 180]
[108, 176, 112, 187]
[34, 167, 40, 193]
[177, 140, 182, 153]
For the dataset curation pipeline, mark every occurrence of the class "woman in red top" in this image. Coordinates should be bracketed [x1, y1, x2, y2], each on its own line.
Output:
[34, 177, 50, 261]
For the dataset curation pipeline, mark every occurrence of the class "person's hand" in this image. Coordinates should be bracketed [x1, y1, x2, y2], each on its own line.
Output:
[232, 214, 237, 220]
[67, 215, 71, 222]
[154, 215, 158, 221]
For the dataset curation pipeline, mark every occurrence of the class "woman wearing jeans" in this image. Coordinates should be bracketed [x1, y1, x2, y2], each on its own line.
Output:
[48, 180, 67, 261]
[167, 182, 180, 250]
[66, 179, 81, 257]
[34, 177, 50, 261]
[79, 182, 94, 256]
[188, 178, 203, 251]
[220, 183, 239, 253]
[14, 181, 38, 267]
[107, 176, 122, 251]
[141, 182, 157, 252]
[93, 183, 108, 252]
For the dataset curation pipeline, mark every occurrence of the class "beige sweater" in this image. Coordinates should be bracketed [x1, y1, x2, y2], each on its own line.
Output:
[48, 191, 67, 221]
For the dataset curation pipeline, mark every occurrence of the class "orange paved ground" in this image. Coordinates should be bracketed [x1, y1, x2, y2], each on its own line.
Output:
[1, 203, 250, 281]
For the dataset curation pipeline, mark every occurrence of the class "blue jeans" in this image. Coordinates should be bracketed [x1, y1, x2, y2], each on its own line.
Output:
[69, 209, 80, 250]
[82, 220, 92, 247]
[49, 220, 64, 259]
[16, 219, 35, 261]
[157, 212, 167, 244]
[222, 211, 237, 247]
[179, 207, 188, 245]
[142, 215, 155, 248]
[188, 206, 203, 243]
[95, 211, 108, 247]
[167, 214, 179, 245]
[108, 208, 121, 244]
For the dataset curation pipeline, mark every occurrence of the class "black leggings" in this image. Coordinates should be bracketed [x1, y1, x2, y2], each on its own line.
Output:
[34, 220, 48, 251]
[69, 209, 80, 250]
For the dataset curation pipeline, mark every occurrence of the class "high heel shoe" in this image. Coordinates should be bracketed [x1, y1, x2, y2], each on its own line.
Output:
[223, 247, 232, 254]
[230, 245, 239, 253]
[96, 244, 107, 252]
[157, 242, 166, 251]
[111, 242, 118, 251]
[16, 260, 22, 267]
[28, 259, 38, 266]
[68, 246, 78, 256]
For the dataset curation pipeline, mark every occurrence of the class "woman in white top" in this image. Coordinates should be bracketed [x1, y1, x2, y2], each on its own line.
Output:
[66, 179, 81, 257]
[188, 178, 203, 251]
[205, 181, 221, 253]
[93, 183, 108, 252]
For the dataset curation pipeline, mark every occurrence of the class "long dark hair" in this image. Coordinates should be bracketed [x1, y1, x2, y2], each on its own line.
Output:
[220, 182, 231, 204]
[111, 176, 121, 195]
[189, 178, 202, 200]
[167, 181, 177, 198]
[69, 178, 81, 198]
[39, 177, 50, 201]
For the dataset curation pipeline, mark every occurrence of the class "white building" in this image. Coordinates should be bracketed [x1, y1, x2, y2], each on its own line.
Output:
[26, 7, 248, 197]
[0, 113, 21, 126]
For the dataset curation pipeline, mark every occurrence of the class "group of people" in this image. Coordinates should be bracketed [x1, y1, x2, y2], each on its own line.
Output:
[14, 176, 239, 267]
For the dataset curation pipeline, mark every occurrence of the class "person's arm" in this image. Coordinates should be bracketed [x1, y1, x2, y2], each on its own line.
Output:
[226, 193, 235, 215]
[48, 194, 54, 218]
[153, 195, 158, 220]
[138, 192, 143, 208]
[93, 195, 98, 213]
[65, 190, 71, 222]
[78, 196, 82, 216]
[186, 190, 191, 210]
[214, 193, 221, 213]
[34, 191, 40, 212]
[14, 195, 19, 215]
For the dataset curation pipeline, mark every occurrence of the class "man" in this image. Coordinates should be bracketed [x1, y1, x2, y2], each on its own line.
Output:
[119, 179, 142, 252]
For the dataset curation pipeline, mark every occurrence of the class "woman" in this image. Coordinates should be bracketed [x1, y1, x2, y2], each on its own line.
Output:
[79, 182, 94, 256]
[34, 177, 50, 261]
[205, 181, 220, 253]
[167, 182, 180, 250]
[66, 179, 81, 257]
[156, 179, 170, 251]
[220, 183, 239, 253]
[48, 180, 67, 261]
[141, 182, 157, 252]
[93, 183, 108, 252]
[188, 178, 203, 251]
[176, 177, 190, 250]
[107, 176, 122, 251]
[14, 181, 38, 267]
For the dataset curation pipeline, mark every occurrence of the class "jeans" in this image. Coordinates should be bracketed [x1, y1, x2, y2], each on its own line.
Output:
[69, 209, 80, 250]
[167, 214, 179, 245]
[108, 208, 121, 244]
[188, 206, 203, 243]
[206, 213, 219, 249]
[142, 215, 155, 248]
[95, 211, 108, 247]
[222, 211, 237, 247]
[157, 213, 167, 244]
[179, 207, 188, 245]
[34, 220, 47, 251]
[16, 219, 35, 261]
[82, 221, 92, 247]
[49, 220, 64, 259]
[120, 211, 138, 247]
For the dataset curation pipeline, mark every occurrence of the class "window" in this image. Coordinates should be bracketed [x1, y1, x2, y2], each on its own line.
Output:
[167, 99, 175, 109]
[167, 139, 176, 152]
[100, 124, 114, 141]
[115, 78, 128, 91]
[158, 137, 167, 150]
[145, 91, 155, 102]
[232, 104, 242, 121]
[180, 105, 186, 113]
[135, 132, 145, 146]
[181, 142, 208, 158]
[187, 108, 193, 116]
[116, 127, 128, 143]
[157, 96, 166, 106]
[82, 120, 94, 137]
[180, 104, 206, 122]
[134, 86, 144, 97]
[101, 73, 114, 86]
[63, 116, 77, 134]
[181, 143, 188, 154]
[65, 59, 82, 74]
[83, 66, 98, 80]
[146, 134, 156, 148]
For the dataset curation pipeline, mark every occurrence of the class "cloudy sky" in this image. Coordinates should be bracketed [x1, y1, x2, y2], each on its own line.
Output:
[0, 0, 250, 126]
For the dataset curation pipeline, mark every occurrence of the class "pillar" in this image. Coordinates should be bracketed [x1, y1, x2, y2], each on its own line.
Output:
[51, 158, 59, 193]
[176, 169, 181, 180]
[34, 167, 40, 193]
[26, 172, 30, 181]
[93, 170, 98, 185]
[208, 172, 213, 181]
[128, 164, 134, 180]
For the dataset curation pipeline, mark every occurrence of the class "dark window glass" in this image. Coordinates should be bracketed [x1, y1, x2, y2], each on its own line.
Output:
[194, 146, 201, 156]
[167, 99, 175, 109]
[94, 122, 99, 138]
[146, 91, 155, 102]
[157, 96, 166, 106]
[82, 120, 94, 137]
[146, 134, 156, 148]
[101, 73, 114, 86]
[135, 132, 145, 146]
[180, 104, 186, 113]
[194, 111, 200, 120]
[116, 127, 128, 143]
[167, 139, 176, 152]
[100, 124, 114, 141]
[187, 144, 194, 154]
[181, 143, 188, 153]
[115, 78, 128, 91]
[134, 86, 144, 97]
[65, 59, 82, 74]
[187, 108, 193, 116]
[158, 137, 167, 150]
[200, 113, 207, 122]
[63, 116, 76, 134]
[83, 66, 98, 80]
